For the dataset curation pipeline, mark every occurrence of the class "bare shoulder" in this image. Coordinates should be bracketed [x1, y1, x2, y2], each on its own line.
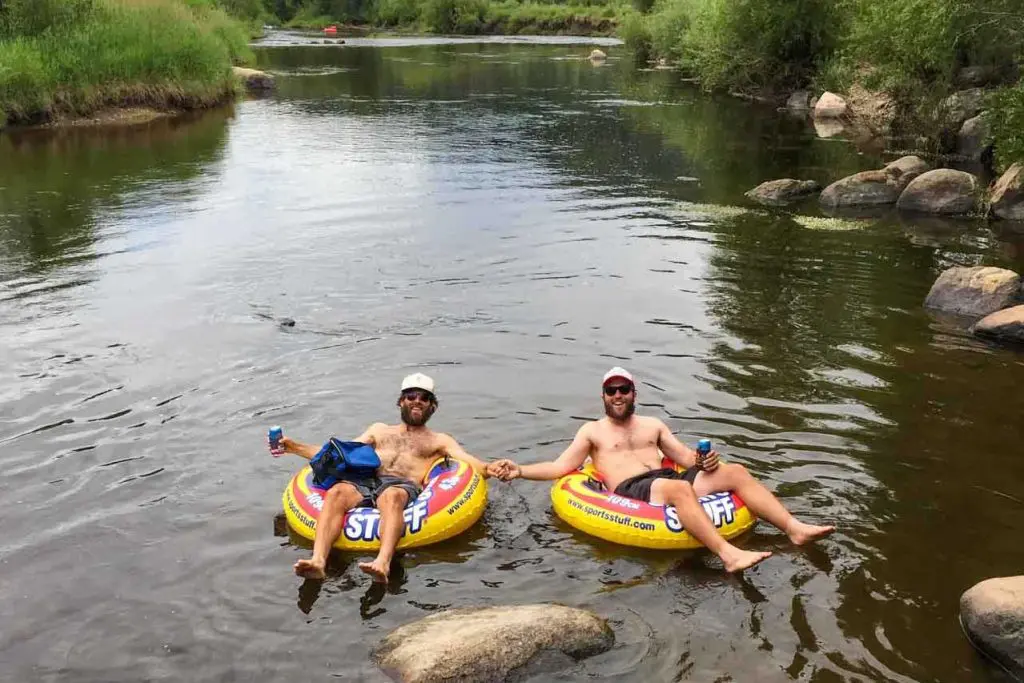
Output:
[637, 415, 669, 433]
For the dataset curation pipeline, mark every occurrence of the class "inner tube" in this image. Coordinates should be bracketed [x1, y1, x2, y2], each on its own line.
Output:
[551, 459, 756, 550]
[282, 457, 487, 552]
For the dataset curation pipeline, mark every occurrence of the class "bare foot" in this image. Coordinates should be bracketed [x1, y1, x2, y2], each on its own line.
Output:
[358, 558, 390, 584]
[294, 558, 326, 580]
[721, 547, 772, 573]
[787, 521, 836, 546]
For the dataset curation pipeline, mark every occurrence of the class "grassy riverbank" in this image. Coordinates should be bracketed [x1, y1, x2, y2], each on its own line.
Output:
[621, 0, 1024, 166]
[0, 0, 253, 128]
[272, 0, 624, 35]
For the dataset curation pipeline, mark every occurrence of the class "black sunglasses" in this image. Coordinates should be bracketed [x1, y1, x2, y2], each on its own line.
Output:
[401, 390, 434, 402]
[604, 384, 634, 396]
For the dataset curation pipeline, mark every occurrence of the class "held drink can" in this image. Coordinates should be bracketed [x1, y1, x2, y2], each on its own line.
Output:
[269, 426, 283, 454]
[696, 438, 712, 468]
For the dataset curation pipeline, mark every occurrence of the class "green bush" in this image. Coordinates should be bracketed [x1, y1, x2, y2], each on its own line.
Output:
[989, 84, 1024, 172]
[423, 0, 487, 33]
[645, 0, 690, 63]
[617, 10, 651, 62]
[0, 0, 95, 38]
[373, 0, 421, 26]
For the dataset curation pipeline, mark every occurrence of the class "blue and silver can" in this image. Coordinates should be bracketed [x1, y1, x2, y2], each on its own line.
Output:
[696, 438, 712, 467]
[269, 426, 283, 451]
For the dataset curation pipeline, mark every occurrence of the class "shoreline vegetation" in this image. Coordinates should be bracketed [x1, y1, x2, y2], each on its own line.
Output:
[1, 0, 1022, 173]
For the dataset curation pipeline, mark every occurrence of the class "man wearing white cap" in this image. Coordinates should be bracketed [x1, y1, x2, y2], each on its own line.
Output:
[271, 372, 493, 583]
[490, 367, 834, 573]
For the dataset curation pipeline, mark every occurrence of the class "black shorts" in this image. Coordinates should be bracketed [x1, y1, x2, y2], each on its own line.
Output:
[613, 467, 699, 503]
[332, 472, 421, 508]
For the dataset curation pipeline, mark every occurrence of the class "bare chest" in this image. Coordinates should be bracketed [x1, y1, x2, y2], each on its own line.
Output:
[374, 431, 438, 469]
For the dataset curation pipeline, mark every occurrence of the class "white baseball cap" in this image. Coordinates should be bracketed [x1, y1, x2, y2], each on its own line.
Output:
[401, 372, 435, 394]
[602, 367, 634, 386]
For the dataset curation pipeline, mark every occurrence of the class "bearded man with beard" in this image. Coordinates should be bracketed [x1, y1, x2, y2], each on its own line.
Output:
[272, 373, 492, 583]
[490, 368, 834, 573]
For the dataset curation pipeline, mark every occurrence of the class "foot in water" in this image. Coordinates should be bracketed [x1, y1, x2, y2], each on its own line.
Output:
[787, 521, 836, 546]
[358, 558, 390, 584]
[721, 547, 772, 573]
[294, 558, 326, 580]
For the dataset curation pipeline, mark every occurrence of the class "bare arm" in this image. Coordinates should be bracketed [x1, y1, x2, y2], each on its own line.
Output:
[274, 424, 379, 460]
[657, 421, 698, 469]
[439, 433, 492, 479]
[504, 425, 593, 481]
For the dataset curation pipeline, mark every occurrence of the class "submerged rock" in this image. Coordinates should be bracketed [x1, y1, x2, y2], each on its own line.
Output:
[990, 163, 1024, 221]
[961, 576, 1024, 676]
[785, 90, 813, 113]
[233, 67, 275, 93]
[897, 169, 980, 215]
[971, 305, 1024, 344]
[745, 179, 820, 206]
[924, 266, 1021, 316]
[820, 170, 899, 209]
[814, 91, 848, 119]
[373, 604, 614, 683]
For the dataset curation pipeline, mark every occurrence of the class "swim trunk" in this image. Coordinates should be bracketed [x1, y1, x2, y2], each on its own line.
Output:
[325, 473, 421, 508]
[613, 467, 699, 503]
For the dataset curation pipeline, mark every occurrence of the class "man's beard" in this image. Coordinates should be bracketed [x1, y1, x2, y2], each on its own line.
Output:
[401, 403, 435, 427]
[604, 398, 635, 420]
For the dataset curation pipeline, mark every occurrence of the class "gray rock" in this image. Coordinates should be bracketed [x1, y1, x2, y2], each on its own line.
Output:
[232, 67, 275, 93]
[924, 266, 1021, 316]
[588, 49, 607, 61]
[820, 170, 900, 209]
[971, 305, 1024, 344]
[814, 91, 848, 119]
[897, 169, 980, 215]
[373, 604, 614, 683]
[745, 179, 821, 206]
[786, 90, 813, 112]
[990, 163, 1024, 221]
[961, 576, 1024, 676]
[940, 88, 988, 127]
[957, 113, 992, 162]
[957, 64, 1020, 88]
[884, 155, 930, 192]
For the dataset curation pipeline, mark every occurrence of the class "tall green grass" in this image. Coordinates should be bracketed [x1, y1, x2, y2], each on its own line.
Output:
[0, 0, 253, 126]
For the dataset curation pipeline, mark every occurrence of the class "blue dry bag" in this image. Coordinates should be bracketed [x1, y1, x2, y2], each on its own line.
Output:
[309, 438, 382, 489]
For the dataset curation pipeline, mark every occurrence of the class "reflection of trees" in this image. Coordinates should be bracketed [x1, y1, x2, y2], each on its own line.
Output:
[0, 109, 233, 275]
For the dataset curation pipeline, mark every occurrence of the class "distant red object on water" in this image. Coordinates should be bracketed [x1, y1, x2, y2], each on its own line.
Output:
[324, 25, 338, 33]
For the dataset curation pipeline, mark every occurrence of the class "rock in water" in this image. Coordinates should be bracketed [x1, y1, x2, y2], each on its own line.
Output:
[785, 90, 813, 113]
[961, 576, 1024, 676]
[745, 179, 820, 206]
[233, 67, 275, 93]
[883, 156, 930, 192]
[924, 266, 1021, 316]
[588, 49, 607, 62]
[820, 170, 899, 209]
[971, 305, 1024, 344]
[990, 163, 1024, 221]
[897, 169, 980, 215]
[813, 91, 848, 119]
[373, 604, 614, 683]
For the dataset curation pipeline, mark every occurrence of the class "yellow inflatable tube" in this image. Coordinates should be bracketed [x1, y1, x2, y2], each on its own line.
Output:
[282, 457, 487, 552]
[551, 460, 756, 550]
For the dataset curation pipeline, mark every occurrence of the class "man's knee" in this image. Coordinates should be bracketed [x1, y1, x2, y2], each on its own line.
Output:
[377, 486, 409, 508]
[663, 478, 696, 497]
[720, 462, 751, 480]
[325, 483, 358, 505]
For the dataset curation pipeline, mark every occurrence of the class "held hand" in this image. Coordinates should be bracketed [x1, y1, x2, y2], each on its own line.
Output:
[700, 450, 720, 472]
[268, 435, 293, 457]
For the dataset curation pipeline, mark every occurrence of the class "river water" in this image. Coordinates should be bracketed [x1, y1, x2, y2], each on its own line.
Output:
[2, 33, 1023, 683]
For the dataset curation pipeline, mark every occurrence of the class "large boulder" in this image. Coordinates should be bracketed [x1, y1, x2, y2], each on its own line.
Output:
[990, 163, 1024, 221]
[961, 576, 1024, 676]
[745, 179, 821, 206]
[884, 155, 930, 192]
[820, 170, 900, 209]
[373, 604, 614, 683]
[897, 169, 980, 215]
[924, 266, 1021, 316]
[971, 305, 1024, 344]
[233, 67, 275, 93]
[814, 92, 848, 119]
[957, 113, 992, 162]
